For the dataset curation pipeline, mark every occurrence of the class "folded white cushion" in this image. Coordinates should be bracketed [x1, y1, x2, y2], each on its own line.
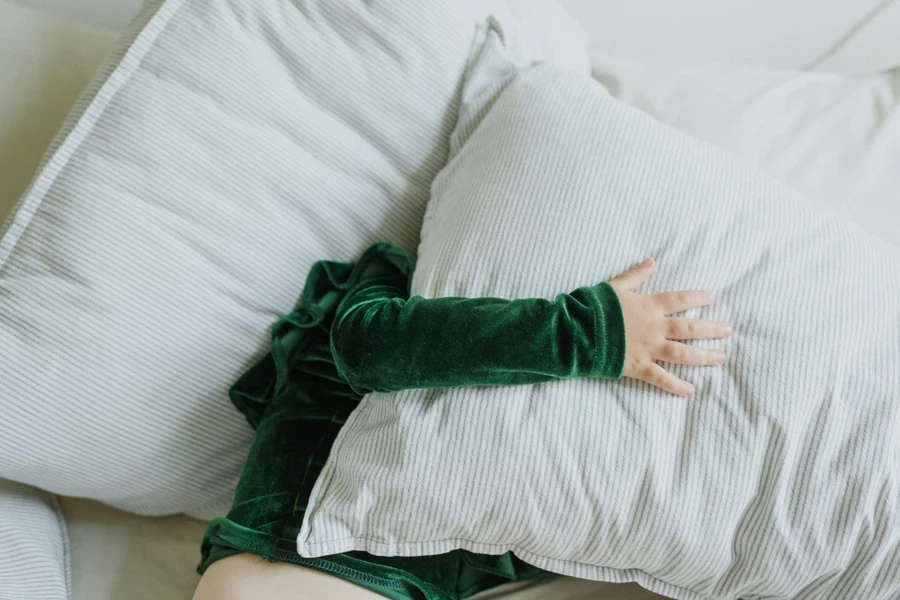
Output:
[0, 0, 588, 518]
[0, 480, 70, 600]
[591, 57, 900, 247]
[299, 23, 900, 600]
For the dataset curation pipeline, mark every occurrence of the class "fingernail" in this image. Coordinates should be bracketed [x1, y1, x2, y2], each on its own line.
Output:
[713, 351, 727, 364]
[684, 384, 696, 396]
[643, 257, 654, 266]
[724, 325, 733, 336]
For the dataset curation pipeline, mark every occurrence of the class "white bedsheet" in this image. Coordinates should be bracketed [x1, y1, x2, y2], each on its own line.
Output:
[562, 0, 900, 75]
[589, 58, 900, 248]
[62, 499, 206, 599]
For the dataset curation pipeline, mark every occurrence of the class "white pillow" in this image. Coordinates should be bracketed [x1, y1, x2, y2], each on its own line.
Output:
[0, 480, 70, 600]
[0, 0, 588, 519]
[298, 24, 900, 600]
[590, 57, 900, 246]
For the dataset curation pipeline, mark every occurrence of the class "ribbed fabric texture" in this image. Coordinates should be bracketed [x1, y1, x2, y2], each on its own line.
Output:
[0, 2, 588, 518]
[0, 480, 70, 600]
[298, 25, 900, 600]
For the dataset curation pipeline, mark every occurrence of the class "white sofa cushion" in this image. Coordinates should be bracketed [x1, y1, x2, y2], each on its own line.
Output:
[0, 480, 70, 600]
[298, 23, 900, 600]
[0, 0, 588, 519]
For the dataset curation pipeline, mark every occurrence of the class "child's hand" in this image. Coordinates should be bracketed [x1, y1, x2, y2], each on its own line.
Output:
[609, 258, 731, 397]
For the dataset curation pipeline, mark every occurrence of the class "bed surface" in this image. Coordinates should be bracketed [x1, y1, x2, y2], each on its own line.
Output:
[9, 0, 900, 74]
[62, 497, 665, 600]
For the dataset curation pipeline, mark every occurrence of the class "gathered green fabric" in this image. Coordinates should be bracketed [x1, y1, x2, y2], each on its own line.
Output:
[200, 242, 626, 599]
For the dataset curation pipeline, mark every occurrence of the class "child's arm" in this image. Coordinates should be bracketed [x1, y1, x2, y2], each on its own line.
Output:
[333, 254, 731, 397]
[333, 276, 625, 393]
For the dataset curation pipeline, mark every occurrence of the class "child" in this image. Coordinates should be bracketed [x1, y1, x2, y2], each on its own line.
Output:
[194, 242, 731, 600]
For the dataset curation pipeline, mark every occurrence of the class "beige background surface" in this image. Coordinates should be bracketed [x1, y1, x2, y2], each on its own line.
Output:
[6, 0, 900, 73]
[0, 1, 115, 221]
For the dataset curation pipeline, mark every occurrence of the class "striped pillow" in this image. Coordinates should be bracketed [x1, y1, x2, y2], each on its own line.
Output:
[0, 1, 587, 519]
[0, 480, 70, 600]
[298, 23, 900, 600]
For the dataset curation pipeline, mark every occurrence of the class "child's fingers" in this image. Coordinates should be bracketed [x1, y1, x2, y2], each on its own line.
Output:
[658, 341, 726, 366]
[652, 290, 715, 315]
[666, 318, 732, 340]
[638, 363, 695, 397]
[609, 257, 655, 291]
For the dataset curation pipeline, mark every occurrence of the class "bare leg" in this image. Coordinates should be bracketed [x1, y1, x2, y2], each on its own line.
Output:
[193, 552, 671, 599]
[192, 553, 385, 600]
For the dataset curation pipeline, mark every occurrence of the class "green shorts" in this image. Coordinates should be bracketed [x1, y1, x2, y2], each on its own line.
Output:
[200, 248, 550, 599]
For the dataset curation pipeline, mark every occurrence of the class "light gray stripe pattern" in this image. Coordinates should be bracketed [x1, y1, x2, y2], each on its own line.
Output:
[0, 480, 70, 600]
[299, 25, 900, 600]
[0, 2, 587, 519]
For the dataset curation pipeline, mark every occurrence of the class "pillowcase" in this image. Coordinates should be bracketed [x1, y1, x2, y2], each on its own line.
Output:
[0, 480, 70, 600]
[298, 23, 900, 600]
[590, 57, 900, 246]
[0, 0, 588, 519]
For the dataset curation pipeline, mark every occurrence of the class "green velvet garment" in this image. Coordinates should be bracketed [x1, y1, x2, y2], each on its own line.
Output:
[200, 242, 625, 599]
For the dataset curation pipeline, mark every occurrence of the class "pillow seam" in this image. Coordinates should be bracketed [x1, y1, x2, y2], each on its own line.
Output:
[50, 494, 72, 600]
[0, 0, 189, 274]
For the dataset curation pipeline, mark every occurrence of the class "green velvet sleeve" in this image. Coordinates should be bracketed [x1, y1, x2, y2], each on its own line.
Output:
[332, 261, 626, 395]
